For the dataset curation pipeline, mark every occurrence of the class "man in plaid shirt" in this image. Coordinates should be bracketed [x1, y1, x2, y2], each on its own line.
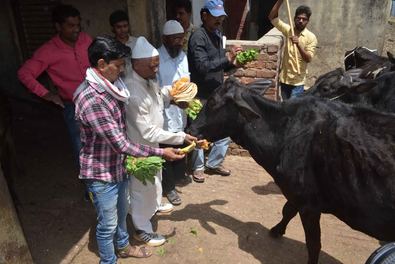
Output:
[74, 36, 183, 264]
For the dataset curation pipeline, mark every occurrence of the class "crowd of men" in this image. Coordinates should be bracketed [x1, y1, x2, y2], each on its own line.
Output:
[17, 0, 316, 263]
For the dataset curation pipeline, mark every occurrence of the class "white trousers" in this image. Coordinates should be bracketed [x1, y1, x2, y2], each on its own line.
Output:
[129, 170, 162, 233]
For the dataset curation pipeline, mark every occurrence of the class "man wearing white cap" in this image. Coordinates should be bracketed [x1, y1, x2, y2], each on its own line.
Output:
[158, 20, 190, 206]
[188, 0, 242, 182]
[124, 36, 197, 247]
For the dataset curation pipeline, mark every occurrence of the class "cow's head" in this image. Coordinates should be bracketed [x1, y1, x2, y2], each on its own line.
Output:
[306, 68, 376, 100]
[187, 77, 260, 142]
[306, 68, 352, 98]
[344, 47, 378, 70]
[344, 47, 394, 79]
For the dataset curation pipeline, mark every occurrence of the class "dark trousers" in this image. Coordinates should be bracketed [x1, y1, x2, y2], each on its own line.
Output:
[280, 83, 304, 100]
[160, 144, 186, 194]
[63, 102, 81, 168]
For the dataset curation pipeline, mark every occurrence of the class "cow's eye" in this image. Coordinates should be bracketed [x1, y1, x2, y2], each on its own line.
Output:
[322, 85, 330, 93]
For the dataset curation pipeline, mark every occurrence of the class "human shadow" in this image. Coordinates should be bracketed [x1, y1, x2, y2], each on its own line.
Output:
[251, 181, 283, 196]
[161, 199, 343, 264]
[12, 100, 96, 264]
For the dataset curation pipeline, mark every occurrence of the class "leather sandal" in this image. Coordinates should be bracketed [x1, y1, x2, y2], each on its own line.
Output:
[192, 170, 205, 183]
[117, 244, 152, 258]
[166, 189, 182, 205]
[204, 165, 231, 176]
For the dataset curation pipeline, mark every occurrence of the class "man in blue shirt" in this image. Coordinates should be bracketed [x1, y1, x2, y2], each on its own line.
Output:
[158, 20, 190, 205]
[187, 0, 241, 182]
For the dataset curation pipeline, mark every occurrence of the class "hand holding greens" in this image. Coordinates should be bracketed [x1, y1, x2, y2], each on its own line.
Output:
[125, 156, 165, 185]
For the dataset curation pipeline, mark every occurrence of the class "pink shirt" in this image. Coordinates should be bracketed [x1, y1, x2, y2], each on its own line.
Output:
[18, 32, 92, 101]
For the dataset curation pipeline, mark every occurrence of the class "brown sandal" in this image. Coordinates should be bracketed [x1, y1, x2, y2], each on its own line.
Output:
[117, 244, 152, 258]
[192, 170, 205, 183]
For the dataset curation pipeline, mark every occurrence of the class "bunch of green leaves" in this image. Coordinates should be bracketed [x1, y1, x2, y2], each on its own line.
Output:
[185, 99, 203, 120]
[236, 49, 259, 65]
[125, 156, 165, 185]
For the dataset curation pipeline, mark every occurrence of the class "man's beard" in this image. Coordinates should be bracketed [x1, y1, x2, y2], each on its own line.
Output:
[295, 24, 306, 31]
[167, 46, 181, 58]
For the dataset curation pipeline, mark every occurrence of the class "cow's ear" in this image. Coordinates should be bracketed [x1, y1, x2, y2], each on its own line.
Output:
[233, 90, 261, 121]
[349, 78, 377, 93]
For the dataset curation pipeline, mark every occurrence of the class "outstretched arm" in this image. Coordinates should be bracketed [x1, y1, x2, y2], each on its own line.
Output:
[268, 0, 284, 20]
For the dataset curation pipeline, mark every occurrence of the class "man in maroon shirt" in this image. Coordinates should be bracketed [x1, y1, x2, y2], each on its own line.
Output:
[18, 4, 92, 165]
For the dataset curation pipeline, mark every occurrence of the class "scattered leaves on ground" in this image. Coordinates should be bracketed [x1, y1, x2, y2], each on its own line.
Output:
[155, 246, 166, 256]
[190, 227, 198, 236]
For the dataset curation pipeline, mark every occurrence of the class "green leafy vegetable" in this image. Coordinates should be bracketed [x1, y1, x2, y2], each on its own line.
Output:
[185, 99, 203, 120]
[125, 156, 165, 185]
[190, 227, 198, 236]
[236, 49, 259, 65]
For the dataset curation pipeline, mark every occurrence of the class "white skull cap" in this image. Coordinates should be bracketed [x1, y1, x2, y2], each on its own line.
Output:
[131, 36, 159, 59]
[162, 20, 184, 35]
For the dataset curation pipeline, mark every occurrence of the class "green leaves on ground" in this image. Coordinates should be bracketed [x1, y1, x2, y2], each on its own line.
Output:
[190, 227, 198, 236]
[185, 99, 203, 120]
[236, 49, 259, 65]
[155, 246, 166, 256]
[125, 156, 165, 185]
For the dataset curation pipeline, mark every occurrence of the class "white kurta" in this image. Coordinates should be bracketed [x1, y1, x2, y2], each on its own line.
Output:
[158, 45, 189, 133]
[124, 69, 186, 233]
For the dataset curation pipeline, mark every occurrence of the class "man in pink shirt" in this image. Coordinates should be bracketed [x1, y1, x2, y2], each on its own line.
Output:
[17, 4, 92, 165]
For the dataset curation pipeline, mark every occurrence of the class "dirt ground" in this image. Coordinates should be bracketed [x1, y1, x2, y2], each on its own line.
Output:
[10, 101, 380, 264]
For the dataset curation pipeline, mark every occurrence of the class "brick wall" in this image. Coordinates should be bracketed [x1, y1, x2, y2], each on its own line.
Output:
[226, 31, 283, 101]
[224, 30, 284, 156]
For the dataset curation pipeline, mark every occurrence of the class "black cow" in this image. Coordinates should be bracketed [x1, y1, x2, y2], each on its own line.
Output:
[272, 69, 395, 250]
[344, 47, 395, 79]
[188, 77, 395, 264]
[306, 68, 395, 112]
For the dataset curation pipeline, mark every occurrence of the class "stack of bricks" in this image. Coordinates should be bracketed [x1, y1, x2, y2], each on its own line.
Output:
[224, 33, 284, 156]
[225, 39, 282, 101]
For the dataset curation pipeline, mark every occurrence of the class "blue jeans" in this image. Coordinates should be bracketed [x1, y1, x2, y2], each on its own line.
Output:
[280, 83, 304, 100]
[191, 137, 231, 171]
[63, 103, 81, 167]
[85, 180, 130, 264]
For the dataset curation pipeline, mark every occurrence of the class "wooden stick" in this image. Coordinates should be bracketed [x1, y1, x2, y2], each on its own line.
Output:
[236, 0, 249, 40]
[285, 0, 300, 74]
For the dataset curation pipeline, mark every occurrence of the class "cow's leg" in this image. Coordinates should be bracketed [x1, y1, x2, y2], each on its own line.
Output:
[300, 210, 321, 264]
[269, 201, 298, 238]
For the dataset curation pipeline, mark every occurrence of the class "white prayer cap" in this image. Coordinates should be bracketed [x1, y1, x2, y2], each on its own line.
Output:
[162, 20, 184, 36]
[131, 36, 159, 59]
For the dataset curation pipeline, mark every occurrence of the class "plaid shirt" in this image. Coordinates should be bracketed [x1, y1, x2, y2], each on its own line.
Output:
[74, 80, 163, 182]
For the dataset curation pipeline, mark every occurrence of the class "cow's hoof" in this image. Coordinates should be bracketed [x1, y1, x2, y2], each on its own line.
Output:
[269, 226, 285, 238]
